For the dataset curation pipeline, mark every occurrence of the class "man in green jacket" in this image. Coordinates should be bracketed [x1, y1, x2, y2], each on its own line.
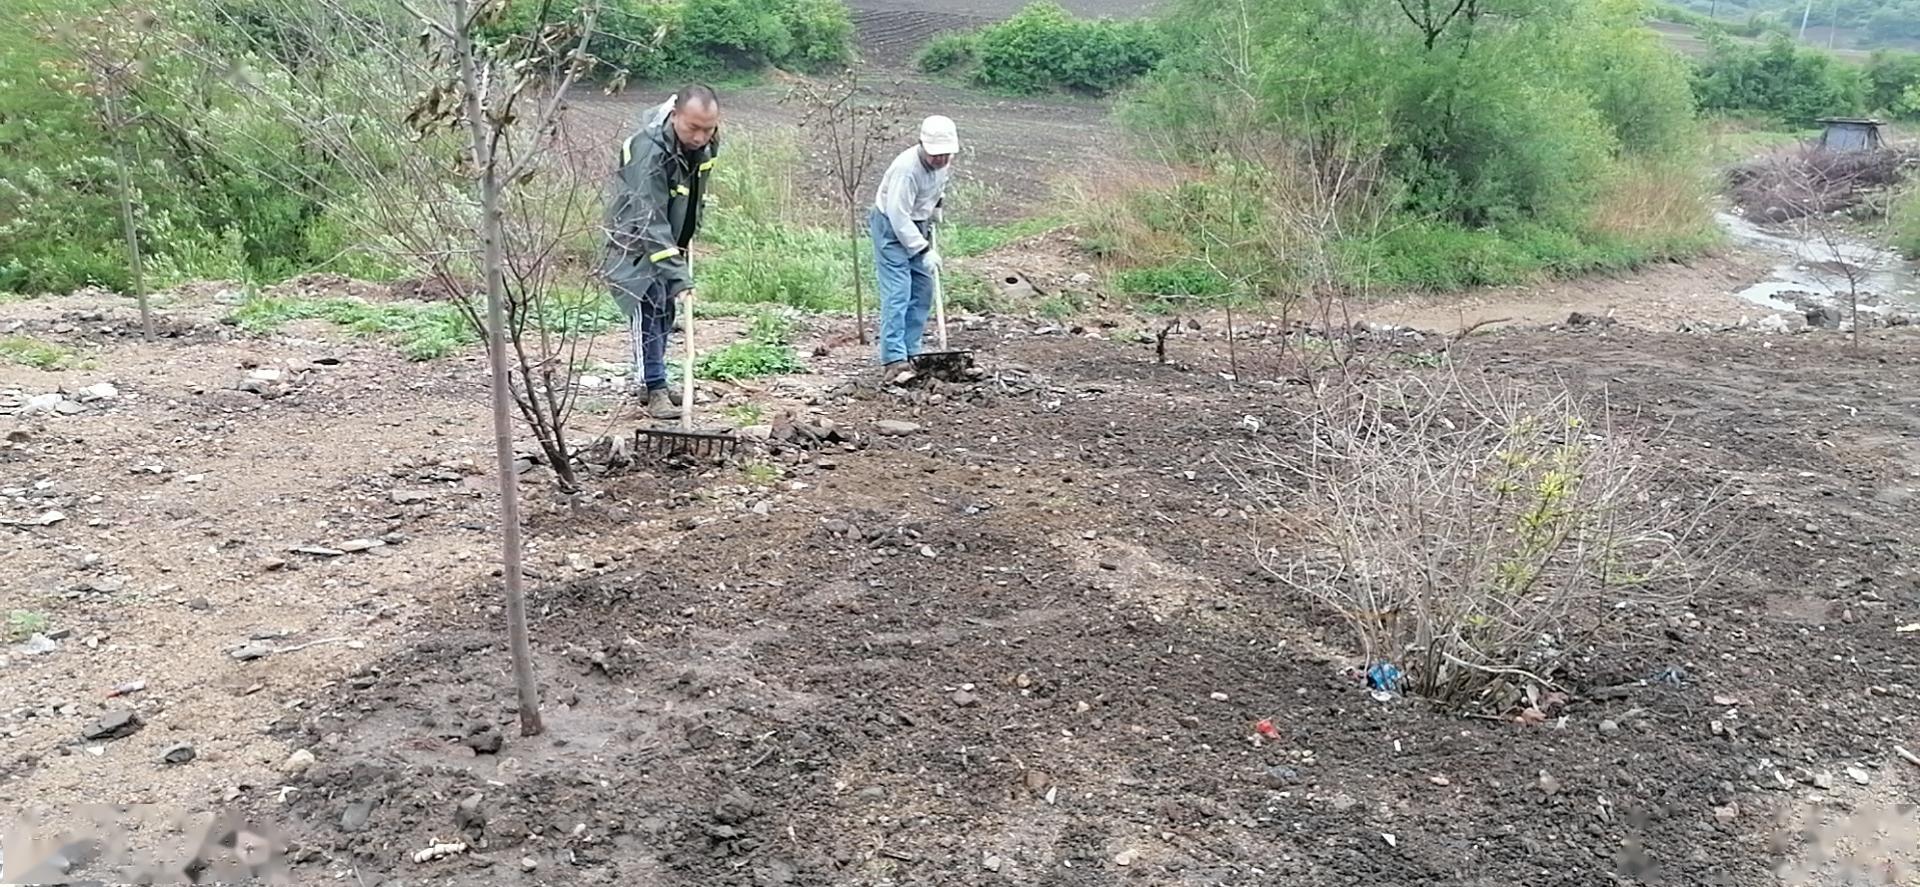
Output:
[603, 86, 721, 420]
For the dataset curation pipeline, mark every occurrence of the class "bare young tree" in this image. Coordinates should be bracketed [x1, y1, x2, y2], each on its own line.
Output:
[51, 7, 163, 340]
[788, 69, 906, 345]
[158, 0, 621, 737]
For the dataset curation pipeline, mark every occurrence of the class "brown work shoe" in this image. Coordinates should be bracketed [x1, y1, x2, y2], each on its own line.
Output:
[645, 388, 683, 420]
[884, 360, 917, 385]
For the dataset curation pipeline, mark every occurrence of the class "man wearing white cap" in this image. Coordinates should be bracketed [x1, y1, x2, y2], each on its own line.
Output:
[869, 115, 959, 381]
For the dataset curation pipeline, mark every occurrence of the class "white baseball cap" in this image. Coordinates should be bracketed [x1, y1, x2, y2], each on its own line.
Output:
[919, 115, 959, 156]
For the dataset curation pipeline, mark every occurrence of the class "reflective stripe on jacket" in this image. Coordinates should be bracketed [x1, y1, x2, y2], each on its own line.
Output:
[602, 103, 718, 299]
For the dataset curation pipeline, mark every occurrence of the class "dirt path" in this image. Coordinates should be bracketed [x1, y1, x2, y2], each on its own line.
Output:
[3, 261, 1918, 883]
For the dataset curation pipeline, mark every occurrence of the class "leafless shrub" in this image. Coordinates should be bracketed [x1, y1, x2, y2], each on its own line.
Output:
[785, 69, 907, 346]
[1730, 145, 1920, 223]
[1231, 375, 1726, 714]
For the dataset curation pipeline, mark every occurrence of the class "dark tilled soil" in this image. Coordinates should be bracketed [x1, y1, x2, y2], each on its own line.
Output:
[267, 325, 1920, 886]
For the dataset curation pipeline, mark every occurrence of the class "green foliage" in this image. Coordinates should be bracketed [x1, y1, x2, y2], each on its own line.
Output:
[1866, 51, 1920, 116]
[6, 610, 50, 641]
[938, 217, 1060, 257]
[723, 402, 766, 425]
[916, 31, 978, 74]
[0, 0, 373, 295]
[967, 1, 1164, 96]
[695, 341, 802, 380]
[1691, 34, 1869, 121]
[686, 308, 807, 382]
[483, 0, 853, 80]
[1111, 261, 1234, 300]
[227, 294, 474, 360]
[1894, 187, 1920, 259]
[0, 336, 78, 370]
[1104, 0, 1715, 295]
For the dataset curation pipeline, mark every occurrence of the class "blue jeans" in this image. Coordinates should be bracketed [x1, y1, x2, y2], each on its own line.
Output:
[868, 207, 935, 365]
[618, 277, 675, 391]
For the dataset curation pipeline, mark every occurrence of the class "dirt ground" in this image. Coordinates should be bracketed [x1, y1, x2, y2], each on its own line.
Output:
[4, 242, 1920, 885]
[6, 3, 1920, 883]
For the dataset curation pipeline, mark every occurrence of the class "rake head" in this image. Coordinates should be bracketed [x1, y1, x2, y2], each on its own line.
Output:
[634, 427, 741, 459]
[908, 349, 979, 381]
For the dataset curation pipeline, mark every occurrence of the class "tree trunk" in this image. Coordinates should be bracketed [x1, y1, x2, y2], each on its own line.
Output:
[452, 0, 543, 738]
[107, 93, 153, 342]
[849, 204, 867, 345]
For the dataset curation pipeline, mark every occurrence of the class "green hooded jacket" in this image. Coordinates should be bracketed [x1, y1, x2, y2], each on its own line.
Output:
[603, 101, 718, 311]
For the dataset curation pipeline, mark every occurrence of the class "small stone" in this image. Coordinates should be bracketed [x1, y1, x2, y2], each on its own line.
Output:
[160, 743, 196, 765]
[231, 643, 274, 662]
[874, 420, 922, 436]
[1023, 769, 1051, 793]
[337, 538, 386, 553]
[1429, 775, 1451, 787]
[1813, 772, 1835, 790]
[466, 727, 504, 755]
[261, 558, 289, 572]
[16, 634, 58, 656]
[951, 689, 980, 708]
[187, 597, 211, 611]
[1846, 766, 1872, 786]
[1209, 692, 1229, 702]
[521, 857, 539, 872]
[1538, 772, 1561, 796]
[1598, 720, 1620, 735]
[23, 393, 66, 414]
[982, 853, 1003, 873]
[280, 749, 316, 774]
[1114, 849, 1137, 867]
[390, 490, 432, 505]
[1098, 558, 1121, 571]
[83, 710, 143, 741]
[739, 425, 774, 442]
[5, 427, 30, 443]
[1263, 766, 1299, 788]
[341, 799, 375, 833]
[1713, 803, 1739, 824]
[76, 383, 119, 402]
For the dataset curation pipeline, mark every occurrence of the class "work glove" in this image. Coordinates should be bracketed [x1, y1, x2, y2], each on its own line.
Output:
[921, 245, 943, 273]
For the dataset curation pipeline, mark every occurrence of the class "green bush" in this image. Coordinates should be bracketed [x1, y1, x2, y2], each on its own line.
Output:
[1, 0, 372, 295]
[1691, 34, 1868, 122]
[1894, 187, 1920, 259]
[969, 1, 1163, 96]
[1106, 0, 1715, 296]
[484, 0, 852, 79]
[1867, 51, 1920, 117]
[917, 31, 978, 74]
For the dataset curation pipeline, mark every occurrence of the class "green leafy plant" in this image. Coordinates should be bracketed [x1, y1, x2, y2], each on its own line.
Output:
[724, 402, 766, 425]
[0, 335, 77, 370]
[6, 610, 50, 641]
[967, 1, 1164, 96]
[742, 460, 780, 485]
[227, 294, 474, 360]
[696, 341, 803, 380]
[916, 31, 978, 74]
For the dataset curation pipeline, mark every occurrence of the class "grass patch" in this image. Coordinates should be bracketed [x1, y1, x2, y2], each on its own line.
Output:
[0, 335, 77, 370]
[6, 609, 49, 641]
[696, 342, 803, 381]
[1895, 186, 1920, 260]
[723, 402, 766, 425]
[940, 274, 1000, 314]
[742, 460, 780, 485]
[227, 294, 475, 360]
[940, 217, 1061, 258]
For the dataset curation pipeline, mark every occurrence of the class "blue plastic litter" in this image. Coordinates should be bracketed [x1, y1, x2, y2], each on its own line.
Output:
[1367, 663, 1403, 692]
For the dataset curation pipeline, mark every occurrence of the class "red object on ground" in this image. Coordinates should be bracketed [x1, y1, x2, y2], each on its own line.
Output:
[1255, 719, 1281, 739]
